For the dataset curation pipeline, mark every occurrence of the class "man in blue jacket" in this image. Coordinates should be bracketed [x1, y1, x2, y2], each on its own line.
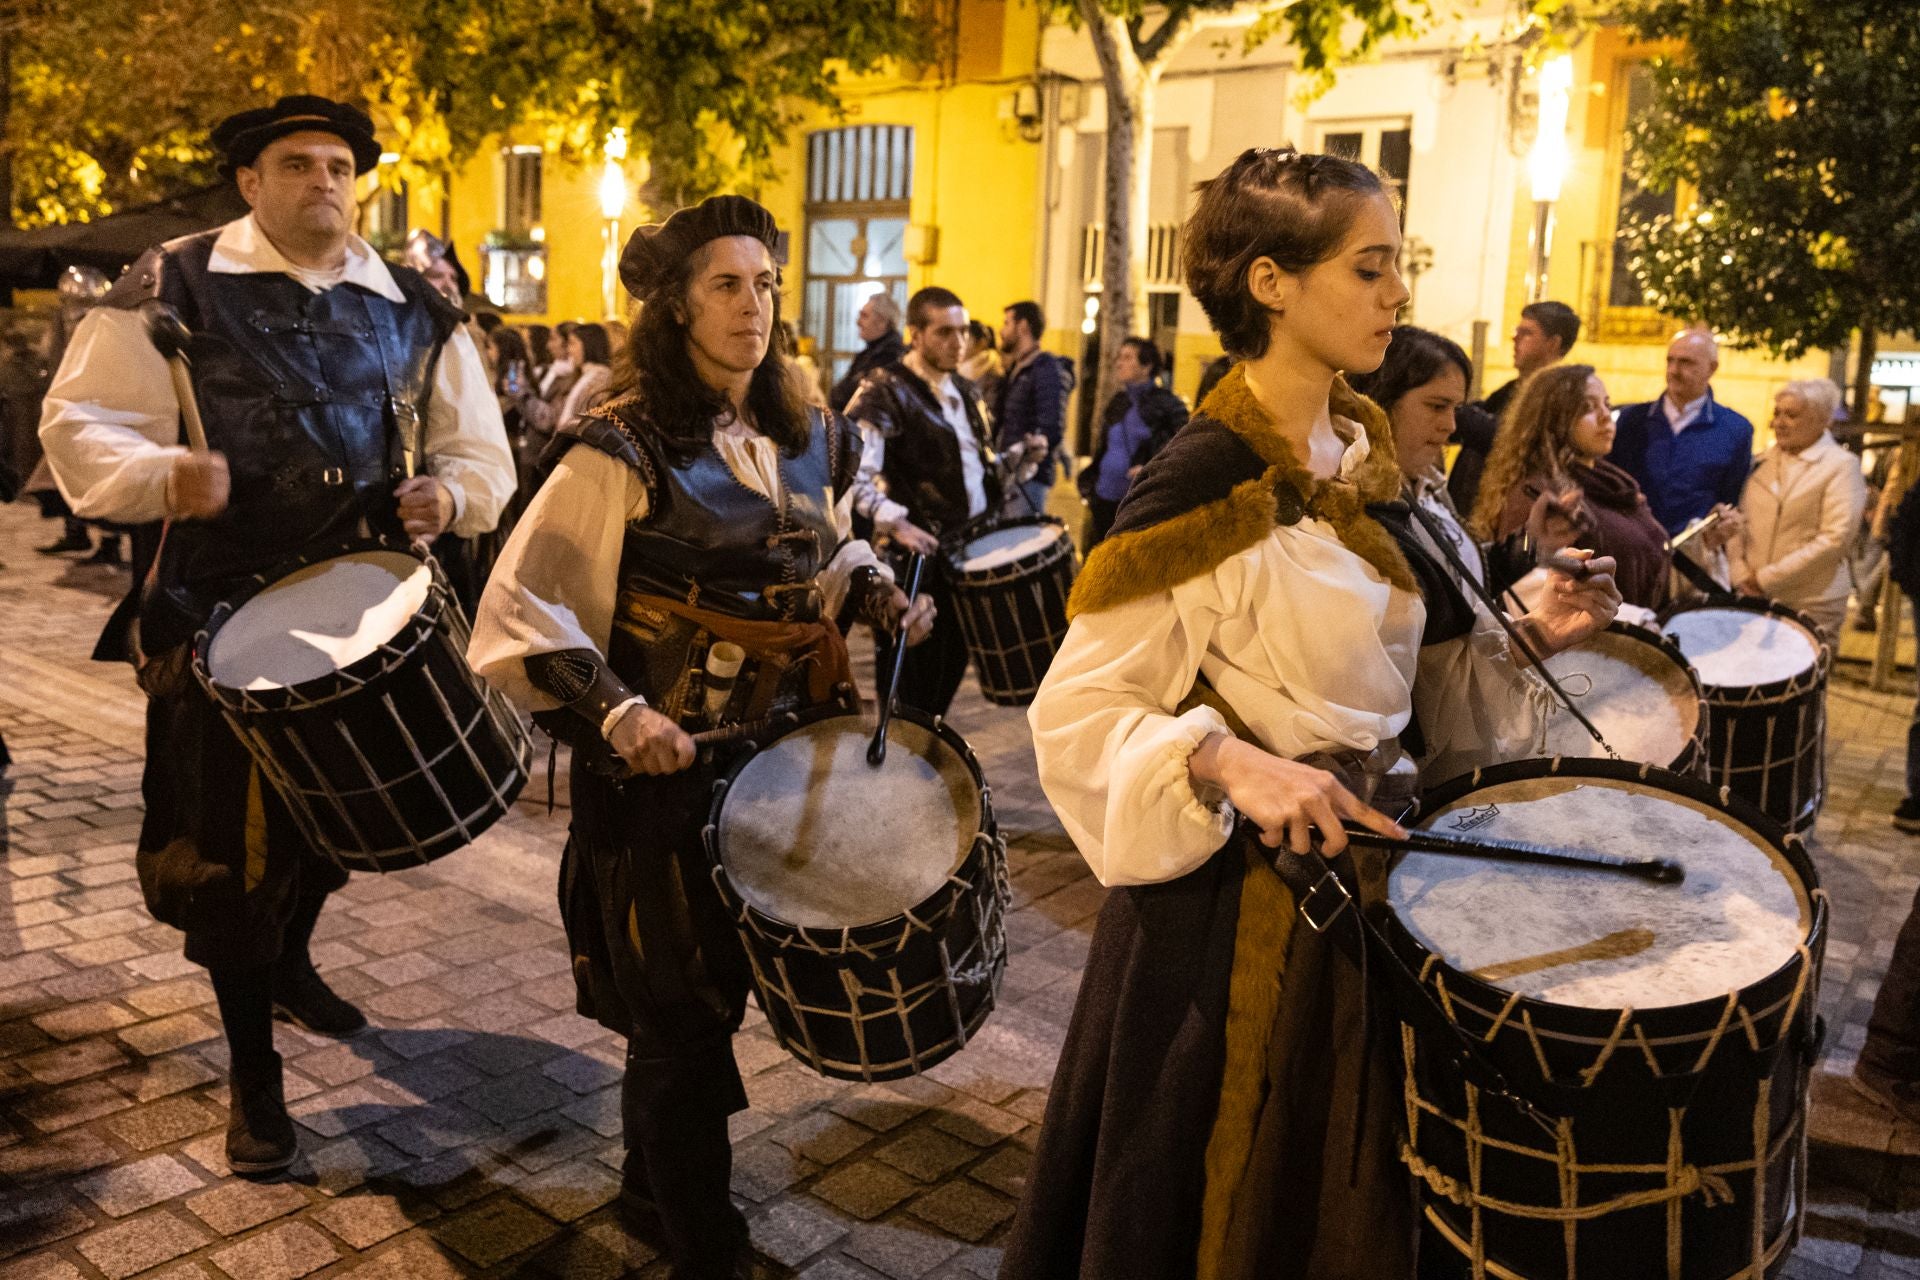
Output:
[1608, 329, 1754, 535]
[995, 300, 1073, 515]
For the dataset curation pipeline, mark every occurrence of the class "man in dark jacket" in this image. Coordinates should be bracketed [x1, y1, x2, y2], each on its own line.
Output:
[848, 286, 1040, 715]
[829, 291, 907, 412]
[996, 299, 1074, 514]
[1449, 299, 1580, 512]
[1609, 329, 1754, 535]
[1079, 337, 1187, 545]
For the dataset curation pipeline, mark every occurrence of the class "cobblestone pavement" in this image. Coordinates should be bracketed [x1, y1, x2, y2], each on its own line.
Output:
[4, 493, 1920, 1279]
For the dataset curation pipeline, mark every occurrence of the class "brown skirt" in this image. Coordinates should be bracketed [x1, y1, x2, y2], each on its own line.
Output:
[998, 833, 1415, 1280]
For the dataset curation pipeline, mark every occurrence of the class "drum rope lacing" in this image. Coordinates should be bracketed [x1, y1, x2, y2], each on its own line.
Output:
[1402, 938, 1819, 1279]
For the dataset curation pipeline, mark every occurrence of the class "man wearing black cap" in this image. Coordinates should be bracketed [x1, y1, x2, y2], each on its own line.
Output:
[38, 95, 514, 1177]
[470, 194, 930, 1279]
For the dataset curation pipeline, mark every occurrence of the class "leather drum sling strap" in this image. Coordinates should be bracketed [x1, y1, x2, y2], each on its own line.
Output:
[1264, 840, 1574, 1128]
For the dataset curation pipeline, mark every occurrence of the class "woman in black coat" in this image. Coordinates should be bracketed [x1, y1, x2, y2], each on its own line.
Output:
[1079, 337, 1189, 545]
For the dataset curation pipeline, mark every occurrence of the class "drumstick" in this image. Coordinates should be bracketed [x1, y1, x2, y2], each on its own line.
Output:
[1668, 507, 1726, 554]
[141, 301, 211, 453]
[868, 552, 927, 768]
[1343, 824, 1684, 884]
[690, 710, 801, 748]
[1539, 552, 1595, 581]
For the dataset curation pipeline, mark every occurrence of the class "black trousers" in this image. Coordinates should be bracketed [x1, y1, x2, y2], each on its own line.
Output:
[563, 764, 752, 1277]
[136, 671, 348, 971]
[1085, 496, 1120, 548]
[1865, 879, 1920, 1081]
[873, 570, 970, 718]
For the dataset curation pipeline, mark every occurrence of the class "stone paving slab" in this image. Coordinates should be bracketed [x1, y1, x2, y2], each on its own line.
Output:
[3, 492, 1920, 1278]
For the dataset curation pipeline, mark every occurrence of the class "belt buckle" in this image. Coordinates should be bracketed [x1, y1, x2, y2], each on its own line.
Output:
[764, 581, 823, 620]
[1298, 868, 1353, 933]
[321, 467, 347, 486]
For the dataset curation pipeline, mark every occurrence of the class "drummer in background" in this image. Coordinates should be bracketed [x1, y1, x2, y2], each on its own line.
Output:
[1469, 365, 1673, 611]
[1703, 378, 1866, 639]
[468, 195, 932, 1280]
[1350, 323, 1620, 782]
[1000, 148, 1618, 1280]
[35, 95, 514, 1178]
[845, 285, 1046, 716]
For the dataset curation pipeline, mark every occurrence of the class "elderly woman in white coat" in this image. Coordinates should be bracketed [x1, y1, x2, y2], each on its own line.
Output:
[1723, 378, 1867, 637]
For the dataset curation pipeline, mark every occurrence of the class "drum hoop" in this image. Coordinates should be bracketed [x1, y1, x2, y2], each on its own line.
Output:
[193, 537, 449, 712]
[705, 704, 1005, 945]
[1658, 596, 1832, 701]
[1563, 619, 1710, 772]
[1400, 757, 1826, 1040]
[944, 515, 1075, 583]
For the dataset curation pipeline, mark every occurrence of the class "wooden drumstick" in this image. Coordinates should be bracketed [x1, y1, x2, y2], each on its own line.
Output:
[869, 552, 927, 768]
[141, 301, 211, 454]
[1344, 823, 1685, 884]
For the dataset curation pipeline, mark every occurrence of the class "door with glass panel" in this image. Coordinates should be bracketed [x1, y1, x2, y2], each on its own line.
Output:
[801, 125, 915, 392]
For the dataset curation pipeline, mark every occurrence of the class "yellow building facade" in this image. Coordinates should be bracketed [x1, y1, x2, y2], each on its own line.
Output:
[386, 3, 1835, 452]
[401, 0, 1047, 392]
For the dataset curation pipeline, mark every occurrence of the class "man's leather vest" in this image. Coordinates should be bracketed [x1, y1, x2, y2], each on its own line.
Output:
[845, 362, 998, 536]
[103, 229, 460, 653]
[553, 398, 853, 625]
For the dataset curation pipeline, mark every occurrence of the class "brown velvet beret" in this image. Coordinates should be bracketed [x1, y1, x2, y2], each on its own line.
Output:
[618, 195, 780, 299]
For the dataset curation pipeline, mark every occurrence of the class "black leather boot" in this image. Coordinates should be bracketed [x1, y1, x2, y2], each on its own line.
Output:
[227, 1051, 297, 1177]
[271, 963, 367, 1036]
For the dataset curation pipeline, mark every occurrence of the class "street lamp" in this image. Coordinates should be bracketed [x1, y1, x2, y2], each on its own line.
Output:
[599, 128, 629, 320]
[1526, 55, 1574, 303]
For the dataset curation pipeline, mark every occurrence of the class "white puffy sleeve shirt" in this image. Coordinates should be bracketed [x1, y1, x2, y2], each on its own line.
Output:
[37, 217, 514, 536]
[468, 418, 888, 711]
[1029, 512, 1426, 889]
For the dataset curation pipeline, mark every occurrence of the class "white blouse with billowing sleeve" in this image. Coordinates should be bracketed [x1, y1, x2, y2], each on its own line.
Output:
[468, 417, 886, 711]
[1028, 506, 1426, 889]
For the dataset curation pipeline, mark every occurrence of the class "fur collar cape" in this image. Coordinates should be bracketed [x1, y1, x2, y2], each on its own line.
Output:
[1068, 363, 1413, 618]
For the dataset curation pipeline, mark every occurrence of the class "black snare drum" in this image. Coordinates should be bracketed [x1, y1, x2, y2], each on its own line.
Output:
[1389, 759, 1825, 1280]
[945, 516, 1076, 706]
[1662, 599, 1830, 832]
[705, 707, 1009, 1081]
[195, 539, 533, 873]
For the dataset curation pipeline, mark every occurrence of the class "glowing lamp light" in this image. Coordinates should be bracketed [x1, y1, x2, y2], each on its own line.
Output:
[598, 127, 631, 319]
[1528, 55, 1575, 204]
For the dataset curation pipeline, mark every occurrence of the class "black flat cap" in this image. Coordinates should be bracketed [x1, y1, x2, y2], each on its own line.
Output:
[619, 195, 780, 299]
[212, 95, 383, 179]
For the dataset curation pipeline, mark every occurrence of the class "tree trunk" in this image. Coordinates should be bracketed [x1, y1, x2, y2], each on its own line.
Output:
[0, 27, 14, 307]
[1080, 0, 1154, 448]
[1853, 323, 1878, 424]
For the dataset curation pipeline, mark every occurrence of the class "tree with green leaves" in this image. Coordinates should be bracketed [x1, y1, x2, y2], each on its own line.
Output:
[1620, 0, 1920, 416]
[396, 0, 932, 210]
[3, 0, 929, 231]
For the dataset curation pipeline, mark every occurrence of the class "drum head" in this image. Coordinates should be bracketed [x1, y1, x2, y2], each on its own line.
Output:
[1665, 606, 1820, 689]
[957, 521, 1063, 572]
[717, 716, 981, 929]
[207, 550, 432, 692]
[1540, 628, 1699, 765]
[1389, 775, 1810, 1010]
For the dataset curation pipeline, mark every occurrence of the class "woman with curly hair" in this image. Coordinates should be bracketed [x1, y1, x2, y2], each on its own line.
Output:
[1469, 363, 1671, 608]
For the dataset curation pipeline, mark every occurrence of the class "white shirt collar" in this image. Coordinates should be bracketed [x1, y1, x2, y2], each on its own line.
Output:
[1663, 391, 1710, 431]
[1778, 431, 1836, 466]
[904, 350, 959, 403]
[207, 214, 406, 303]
